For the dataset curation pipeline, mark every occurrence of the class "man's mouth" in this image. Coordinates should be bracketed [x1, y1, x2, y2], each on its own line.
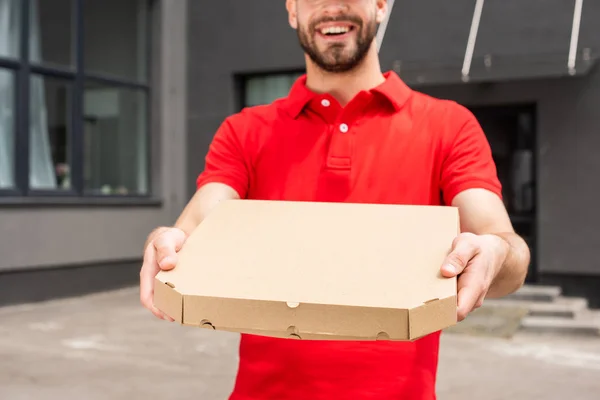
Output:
[319, 25, 353, 36]
[314, 20, 357, 38]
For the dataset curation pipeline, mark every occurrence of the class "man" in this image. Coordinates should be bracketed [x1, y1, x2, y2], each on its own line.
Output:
[140, 0, 530, 398]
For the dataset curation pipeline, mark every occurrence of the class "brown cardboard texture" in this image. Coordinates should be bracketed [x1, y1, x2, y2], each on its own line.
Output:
[154, 200, 459, 341]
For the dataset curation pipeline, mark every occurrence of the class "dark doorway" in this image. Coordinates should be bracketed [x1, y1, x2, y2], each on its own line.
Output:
[469, 104, 538, 282]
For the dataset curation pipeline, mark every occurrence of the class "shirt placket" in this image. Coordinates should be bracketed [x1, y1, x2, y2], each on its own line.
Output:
[313, 93, 370, 202]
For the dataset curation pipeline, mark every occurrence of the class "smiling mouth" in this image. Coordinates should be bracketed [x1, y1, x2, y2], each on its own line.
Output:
[319, 25, 355, 36]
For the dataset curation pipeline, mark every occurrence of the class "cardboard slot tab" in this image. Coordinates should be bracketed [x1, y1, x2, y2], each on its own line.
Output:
[200, 319, 215, 330]
[287, 325, 301, 339]
[424, 298, 439, 304]
[165, 282, 175, 289]
[376, 332, 390, 341]
[286, 302, 300, 309]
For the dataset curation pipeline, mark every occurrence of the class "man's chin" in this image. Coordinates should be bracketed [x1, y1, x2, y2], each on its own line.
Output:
[316, 61, 358, 73]
[317, 53, 359, 72]
[301, 41, 362, 72]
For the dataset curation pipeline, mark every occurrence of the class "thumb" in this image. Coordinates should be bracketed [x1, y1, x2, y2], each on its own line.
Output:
[441, 238, 478, 278]
[154, 228, 187, 271]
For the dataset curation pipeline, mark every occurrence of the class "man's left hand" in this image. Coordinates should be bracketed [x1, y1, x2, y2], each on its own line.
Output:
[440, 232, 510, 321]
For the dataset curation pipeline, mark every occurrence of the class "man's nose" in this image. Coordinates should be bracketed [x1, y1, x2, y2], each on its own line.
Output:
[320, 1, 351, 15]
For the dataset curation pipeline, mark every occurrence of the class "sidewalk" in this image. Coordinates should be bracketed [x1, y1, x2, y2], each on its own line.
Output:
[1, 288, 599, 399]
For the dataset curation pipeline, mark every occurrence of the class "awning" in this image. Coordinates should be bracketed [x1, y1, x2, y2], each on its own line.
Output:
[392, 50, 597, 86]
[379, 0, 597, 86]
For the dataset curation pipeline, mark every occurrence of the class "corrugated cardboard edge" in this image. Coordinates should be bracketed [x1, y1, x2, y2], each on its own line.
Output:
[207, 328, 397, 341]
[408, 294, 458, 340]
[153, 285, 457, 341]
[181, 294, 411, 340]
[153, 278, 183, 323]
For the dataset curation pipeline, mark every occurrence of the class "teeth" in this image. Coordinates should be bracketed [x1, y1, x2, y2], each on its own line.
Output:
[321, 26, 350, 35]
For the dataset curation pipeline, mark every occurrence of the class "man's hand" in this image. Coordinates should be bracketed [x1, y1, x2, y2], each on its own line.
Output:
[440, 232, 510, 321]
[139, 227, 187, 321]
[138, 182, 242, 321]
[443, 188, 530, 321]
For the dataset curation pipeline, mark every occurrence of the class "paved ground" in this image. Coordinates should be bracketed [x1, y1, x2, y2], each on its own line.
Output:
[1, 288, 599, 400]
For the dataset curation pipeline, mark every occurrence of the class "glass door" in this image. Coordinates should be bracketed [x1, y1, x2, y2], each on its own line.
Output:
[470, 104, 538, 282]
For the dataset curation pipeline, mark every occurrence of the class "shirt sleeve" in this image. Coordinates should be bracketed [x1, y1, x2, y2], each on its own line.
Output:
[196, 116, 251, 199]
[440, 103, 503, 206]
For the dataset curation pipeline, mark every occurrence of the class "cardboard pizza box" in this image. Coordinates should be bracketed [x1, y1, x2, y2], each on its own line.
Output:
[154, 199, 459, 341]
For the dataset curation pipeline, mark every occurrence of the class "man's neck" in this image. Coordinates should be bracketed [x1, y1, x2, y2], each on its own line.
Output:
[304, 43, 385, 106]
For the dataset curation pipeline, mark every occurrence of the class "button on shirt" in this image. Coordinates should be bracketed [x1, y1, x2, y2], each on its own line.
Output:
[197, 71, 502, 400]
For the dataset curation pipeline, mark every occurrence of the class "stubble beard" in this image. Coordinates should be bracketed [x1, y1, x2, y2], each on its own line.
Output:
[297, 16, 378, 73]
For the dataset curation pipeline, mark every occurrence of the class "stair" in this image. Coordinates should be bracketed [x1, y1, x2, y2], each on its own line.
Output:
[484, 296, 588, 319]
[482, 285, 600, 337]
[505, 285, 562, 302]
[520, 314, 600, 336]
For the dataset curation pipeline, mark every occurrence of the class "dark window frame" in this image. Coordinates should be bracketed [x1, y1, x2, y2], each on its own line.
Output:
[235, 69, 305, 111]
[0, 0, 154, 204]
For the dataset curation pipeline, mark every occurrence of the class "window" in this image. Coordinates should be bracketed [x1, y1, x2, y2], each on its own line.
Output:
[242, 73, 303, 108]
[0, 68, 15, 189]
[0, 0, 152, 199]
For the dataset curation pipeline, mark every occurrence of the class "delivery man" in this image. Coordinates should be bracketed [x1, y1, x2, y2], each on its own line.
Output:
[140, 0, 530, 398]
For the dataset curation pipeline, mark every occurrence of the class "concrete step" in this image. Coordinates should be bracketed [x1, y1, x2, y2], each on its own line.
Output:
[506, 285, 562, 302]
[483, 296, 588, 319]
[520, 314, 600, 337]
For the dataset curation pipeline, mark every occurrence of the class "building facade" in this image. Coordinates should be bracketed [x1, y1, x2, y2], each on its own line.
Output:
[1, 0, 599, 307]
[0, 0, 188, 304]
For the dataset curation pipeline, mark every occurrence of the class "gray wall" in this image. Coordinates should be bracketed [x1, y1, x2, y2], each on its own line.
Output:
[0, 0, 188, 272]
[186, 0, 600, 276]
[186, 0, 303, 197]
[393, 0, 600, 276]
[421, 72, 600, 276]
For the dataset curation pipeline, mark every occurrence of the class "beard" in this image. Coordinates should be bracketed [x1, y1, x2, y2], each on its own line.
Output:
[297, 14, 378, 73]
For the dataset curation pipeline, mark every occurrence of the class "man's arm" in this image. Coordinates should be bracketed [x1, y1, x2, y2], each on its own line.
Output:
[174, 183, 241, 235]
[435, 103, 531, 319]
[143, 183, 239, 258]
[146, 112, 249, 250]
[139, 182, 240, 320]
[140, 113, 251, 320]
[451, 188, 531, 298]
[149, 182, 241, 270]
[440, 188, 531, 321]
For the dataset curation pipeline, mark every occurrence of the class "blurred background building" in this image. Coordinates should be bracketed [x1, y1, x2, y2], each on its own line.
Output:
[0, 0, 599, 307]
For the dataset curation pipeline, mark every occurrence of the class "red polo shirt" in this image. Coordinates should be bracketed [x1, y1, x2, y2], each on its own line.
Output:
[196, 71, 502, 399]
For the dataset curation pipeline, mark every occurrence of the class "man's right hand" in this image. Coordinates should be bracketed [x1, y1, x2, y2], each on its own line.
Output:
[139, 226, 188, 321]
[139, 182, 241, 320]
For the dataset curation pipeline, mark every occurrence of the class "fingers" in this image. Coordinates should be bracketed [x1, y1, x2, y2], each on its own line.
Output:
[154, 228, 187, 271]
[139, 244, 174, 322]
[139, 244, 160, 314]
[140, 227, 186, 321]
[457, 285, 481, 321]
[457, 290, 486, 321]
[441, 234, 479, 278]
[151, 305, 175, 322]
[474, 293, 486, 310]
[456, 264, 488, 321]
